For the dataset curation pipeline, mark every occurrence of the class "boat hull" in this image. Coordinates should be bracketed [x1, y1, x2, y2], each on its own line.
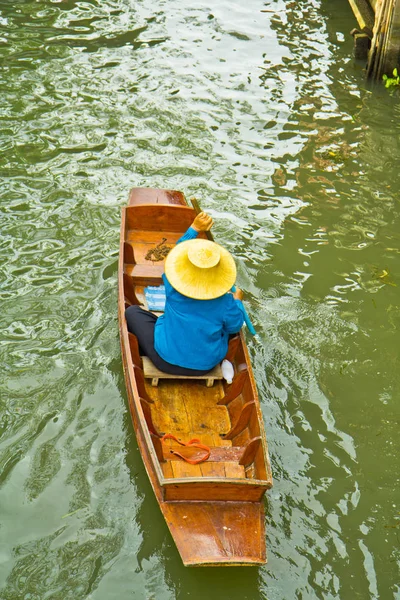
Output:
[119, 188, 272, 566]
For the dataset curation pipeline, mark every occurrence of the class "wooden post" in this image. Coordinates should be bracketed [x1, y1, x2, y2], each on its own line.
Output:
[352, 30, 372, 59]
[348, 0, 374, 36]
[367, 0, 400, 79]
[381, 0, 400, 74]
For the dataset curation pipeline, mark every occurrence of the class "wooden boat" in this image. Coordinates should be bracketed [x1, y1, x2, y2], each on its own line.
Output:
[118, 187, 273, 566]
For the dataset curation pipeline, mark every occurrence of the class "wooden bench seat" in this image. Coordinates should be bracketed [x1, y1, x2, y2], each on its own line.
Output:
[142, 356, 223, 387]
[125, 263, 164, 286]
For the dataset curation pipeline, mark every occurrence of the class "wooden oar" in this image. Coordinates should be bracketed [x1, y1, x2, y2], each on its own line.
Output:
[190, 197, 257, 336]
[190, 197, 214, 242]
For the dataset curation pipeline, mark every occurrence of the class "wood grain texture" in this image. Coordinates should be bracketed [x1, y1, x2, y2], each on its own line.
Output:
[150, 379, 230, 440]
[225, 334, 240, 362]
[200, 462, 227, 478]
[162, 444, 243, 463]
[124, 241, 135, 264]
[162, 500, 266, 566]
[217, 368, 248, 405]
[123, 272, 141, 306]
[119, 187, 273, 566]
[223, 401, 255, 440]
[128, 333, 142, 368]
[163, 480, 268, 502]
[125, 263, 164, 286]
[140, 397, 163, 437]
[239, 437, 262, 467]
[133, 365, 153, 403]
[142, 356, 223, 383]
[150, 432, 164, 462]
[129, 187, 186, 206]
[125, 230, 180, 264]
[126, 204, 195, 232]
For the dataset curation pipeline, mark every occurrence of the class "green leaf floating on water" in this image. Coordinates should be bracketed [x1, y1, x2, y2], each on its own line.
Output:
[383, 68, 400, 89]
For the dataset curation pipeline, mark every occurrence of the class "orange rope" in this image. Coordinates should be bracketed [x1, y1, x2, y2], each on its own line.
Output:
[161, 433, 210, 465]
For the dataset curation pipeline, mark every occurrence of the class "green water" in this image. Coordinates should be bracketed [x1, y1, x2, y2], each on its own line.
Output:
[0, 0, 399, 598]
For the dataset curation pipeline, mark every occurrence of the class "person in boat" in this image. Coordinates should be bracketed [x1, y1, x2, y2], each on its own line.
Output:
[125, 212, 245, 375]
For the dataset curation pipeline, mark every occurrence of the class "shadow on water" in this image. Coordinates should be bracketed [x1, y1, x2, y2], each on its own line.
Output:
[164, 561, 265, 600]
[122, 411, 168, 567]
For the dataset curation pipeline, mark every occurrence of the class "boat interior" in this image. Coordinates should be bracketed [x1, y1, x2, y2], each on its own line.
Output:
[121, 203, 271, 486]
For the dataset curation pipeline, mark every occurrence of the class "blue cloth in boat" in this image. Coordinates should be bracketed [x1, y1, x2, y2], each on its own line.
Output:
[144, 285, 166, 311]
[154, 227, 245, 371]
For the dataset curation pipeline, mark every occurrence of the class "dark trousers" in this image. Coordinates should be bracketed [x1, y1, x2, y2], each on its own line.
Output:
[125, 305, 212, 376]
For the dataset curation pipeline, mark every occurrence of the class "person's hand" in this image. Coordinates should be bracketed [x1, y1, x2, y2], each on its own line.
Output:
[232, 287, 243, 301]
[191, 212, 214, 232]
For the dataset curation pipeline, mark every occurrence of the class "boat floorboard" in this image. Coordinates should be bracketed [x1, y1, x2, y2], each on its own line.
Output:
[147, 379, 229, 435]
[162, 459, 246, 480]
[147, 379, 246, 480]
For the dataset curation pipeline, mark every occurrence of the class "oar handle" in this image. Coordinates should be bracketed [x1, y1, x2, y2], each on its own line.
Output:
[190, 197, 214, 241]
[190, 198, 256, 336]
[231, 285, 257, 336]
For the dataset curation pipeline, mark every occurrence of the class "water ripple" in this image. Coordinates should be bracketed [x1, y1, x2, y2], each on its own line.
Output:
[1, 0, 399, 598]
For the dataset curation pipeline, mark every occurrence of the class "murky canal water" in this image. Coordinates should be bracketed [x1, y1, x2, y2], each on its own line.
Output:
[0, 0, 399, 598]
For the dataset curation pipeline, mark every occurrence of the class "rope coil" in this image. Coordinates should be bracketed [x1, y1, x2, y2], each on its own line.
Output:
[145, 238, 172, 262]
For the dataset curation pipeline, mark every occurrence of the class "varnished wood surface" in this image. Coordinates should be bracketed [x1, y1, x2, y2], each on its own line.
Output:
[119, 187, 273, 566]
[142, 356, 223, 386]
[149, 379, 230, 439]
[125, 204, 195, 232]
[162, 500, 266, 566]
[129, 187, 186, 206]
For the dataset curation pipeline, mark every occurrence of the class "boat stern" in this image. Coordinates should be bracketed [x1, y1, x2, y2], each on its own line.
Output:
[161, 500, 267, 567]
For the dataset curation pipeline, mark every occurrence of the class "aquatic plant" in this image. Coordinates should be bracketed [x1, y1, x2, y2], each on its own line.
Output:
[383, 67, 400, 88]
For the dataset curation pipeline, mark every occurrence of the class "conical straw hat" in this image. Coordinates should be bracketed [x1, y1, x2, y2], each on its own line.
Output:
[165, 239, 236, 300]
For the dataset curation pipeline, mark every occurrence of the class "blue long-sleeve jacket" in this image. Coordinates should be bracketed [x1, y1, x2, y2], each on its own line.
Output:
[154, 227, 245, 370]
